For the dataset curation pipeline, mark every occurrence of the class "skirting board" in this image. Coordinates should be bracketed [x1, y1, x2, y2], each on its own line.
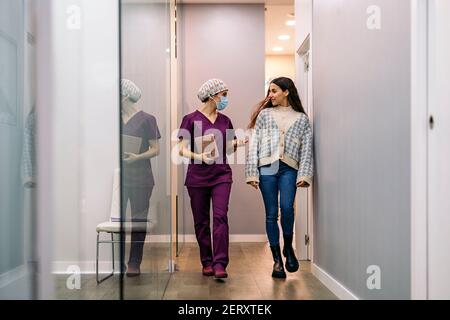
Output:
[53, 234, 268, 274]
[119, 234, 267, 243]
[183, 234, 267, 243]
[311, 263, 359, 300]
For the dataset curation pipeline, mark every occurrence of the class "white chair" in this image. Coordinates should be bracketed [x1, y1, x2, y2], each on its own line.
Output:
[96, 169, 157, 284]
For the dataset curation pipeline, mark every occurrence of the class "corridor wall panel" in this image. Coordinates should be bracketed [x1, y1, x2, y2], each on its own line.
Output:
[313, 0, 411, 299]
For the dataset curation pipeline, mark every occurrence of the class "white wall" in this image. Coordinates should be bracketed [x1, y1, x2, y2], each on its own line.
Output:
[295, 0, 312, 50]
[265, 55, 295, 84]
[295, 0, 312, 99]
[179, 4, 266, 237]
[312, 0, 411, 299]
[427, 0, 450, 299]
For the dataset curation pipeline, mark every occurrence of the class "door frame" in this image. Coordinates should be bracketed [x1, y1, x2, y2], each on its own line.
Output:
[296, 33, 314, 261]
[410, 0, 428, 300]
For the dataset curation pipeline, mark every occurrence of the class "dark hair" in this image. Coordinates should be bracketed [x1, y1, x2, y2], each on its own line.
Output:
[248, 77, 306, 129]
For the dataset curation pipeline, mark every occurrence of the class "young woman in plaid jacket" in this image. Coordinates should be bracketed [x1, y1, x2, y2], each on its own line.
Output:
[245, 77, 313, 279]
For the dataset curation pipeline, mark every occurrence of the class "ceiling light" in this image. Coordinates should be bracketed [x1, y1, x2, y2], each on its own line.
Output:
[272, 47, 284, 52]
[278, 35, 291, 41]
[286, 20, 296, 27]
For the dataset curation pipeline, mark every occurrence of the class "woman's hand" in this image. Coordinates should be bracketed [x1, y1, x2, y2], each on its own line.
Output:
[248, 181, 259, 190]
[233, 137, 249, 148]
[296, 180, 310, 188]
[201, 151, 215, 165]
[123, 152, 140, 164]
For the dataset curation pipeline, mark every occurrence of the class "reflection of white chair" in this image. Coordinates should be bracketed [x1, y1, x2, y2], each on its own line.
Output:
[96, 169, 157, 284]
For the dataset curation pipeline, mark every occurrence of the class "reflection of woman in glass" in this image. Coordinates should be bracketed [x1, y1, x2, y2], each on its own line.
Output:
[121, 79, 161, 277]
[178, 79, 247, 279]
[246, 77, 313, 279]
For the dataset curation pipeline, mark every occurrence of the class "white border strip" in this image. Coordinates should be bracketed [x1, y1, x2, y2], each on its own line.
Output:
[53, 261, 119, 275]
[311, 263, 359, 300]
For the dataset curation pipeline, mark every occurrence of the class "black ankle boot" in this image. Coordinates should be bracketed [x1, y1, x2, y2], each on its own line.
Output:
[283, 235, 299, 273]
[270, 245, 286, 279]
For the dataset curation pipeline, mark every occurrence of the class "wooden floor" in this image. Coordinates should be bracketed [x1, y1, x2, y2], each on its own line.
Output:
[164, 243, 337, 300]
[55, 243, 337, 300]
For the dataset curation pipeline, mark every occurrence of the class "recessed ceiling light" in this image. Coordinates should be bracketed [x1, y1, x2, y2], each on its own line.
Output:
[278, 35, 291, 41]
[272, 47, 284, 52]
[286, 20, 296, 27]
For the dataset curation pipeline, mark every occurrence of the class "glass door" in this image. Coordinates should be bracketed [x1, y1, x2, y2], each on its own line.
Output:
[36, 0, 122, 300]
[120, 0, 172, 300]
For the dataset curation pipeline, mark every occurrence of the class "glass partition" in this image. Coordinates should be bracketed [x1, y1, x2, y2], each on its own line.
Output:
[39, 0, 122, 300]
[0, 0, 35, 300]
[120, 0, 172, 300]
[1, 0, 174, 300]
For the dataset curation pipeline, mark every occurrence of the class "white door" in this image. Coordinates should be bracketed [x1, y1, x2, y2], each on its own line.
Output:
[428, 0, 450, 299]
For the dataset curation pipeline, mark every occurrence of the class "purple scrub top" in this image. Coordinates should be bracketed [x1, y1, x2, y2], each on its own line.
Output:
[122, 111, 161, 187]
[178, 110, 235, 187]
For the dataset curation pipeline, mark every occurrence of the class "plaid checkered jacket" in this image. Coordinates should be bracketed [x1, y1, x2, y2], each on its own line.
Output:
[245, 108, 314, 185]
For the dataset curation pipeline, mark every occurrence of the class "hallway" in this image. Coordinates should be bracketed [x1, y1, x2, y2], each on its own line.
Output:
[2, 0, 450, 301]
[163, 243, 337, 300]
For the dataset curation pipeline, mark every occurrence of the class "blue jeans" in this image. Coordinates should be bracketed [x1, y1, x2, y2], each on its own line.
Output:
[259, 161, 297, 246]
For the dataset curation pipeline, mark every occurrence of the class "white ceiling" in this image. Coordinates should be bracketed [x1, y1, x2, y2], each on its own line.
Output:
[124, 0, 294, 3]
[123, 0, 296, 55]
[177, 0, 294, 3]
[265, 5, 295, 55]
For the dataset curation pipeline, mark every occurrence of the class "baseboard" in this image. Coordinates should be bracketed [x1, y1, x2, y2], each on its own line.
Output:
[183, 234, 267, 243]
[53, 235, 267, 274]
[146, 234, 267, 243]
[311, 263, 359, 300]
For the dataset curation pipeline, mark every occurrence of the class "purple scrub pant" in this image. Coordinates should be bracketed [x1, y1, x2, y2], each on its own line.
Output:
[122, 186, 153, 268]
[187, 182, 232, 270]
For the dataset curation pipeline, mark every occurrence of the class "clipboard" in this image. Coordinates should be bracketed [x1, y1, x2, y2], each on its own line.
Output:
[194, 134, 219, 159]
[122, 134, 142, 154]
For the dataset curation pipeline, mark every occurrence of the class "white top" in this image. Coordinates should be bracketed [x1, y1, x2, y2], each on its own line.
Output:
[270, 106, 302, 133]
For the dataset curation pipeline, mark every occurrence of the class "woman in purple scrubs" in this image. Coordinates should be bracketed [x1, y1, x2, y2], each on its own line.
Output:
[178, 79, 247, 279]
[121, 79, 161, 277]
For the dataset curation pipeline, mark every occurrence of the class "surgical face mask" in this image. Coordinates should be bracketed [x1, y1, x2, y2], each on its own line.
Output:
[213, 96, 229, 111]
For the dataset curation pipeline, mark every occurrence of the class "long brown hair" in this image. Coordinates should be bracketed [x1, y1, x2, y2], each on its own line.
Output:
[248, 77, 306, 129]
